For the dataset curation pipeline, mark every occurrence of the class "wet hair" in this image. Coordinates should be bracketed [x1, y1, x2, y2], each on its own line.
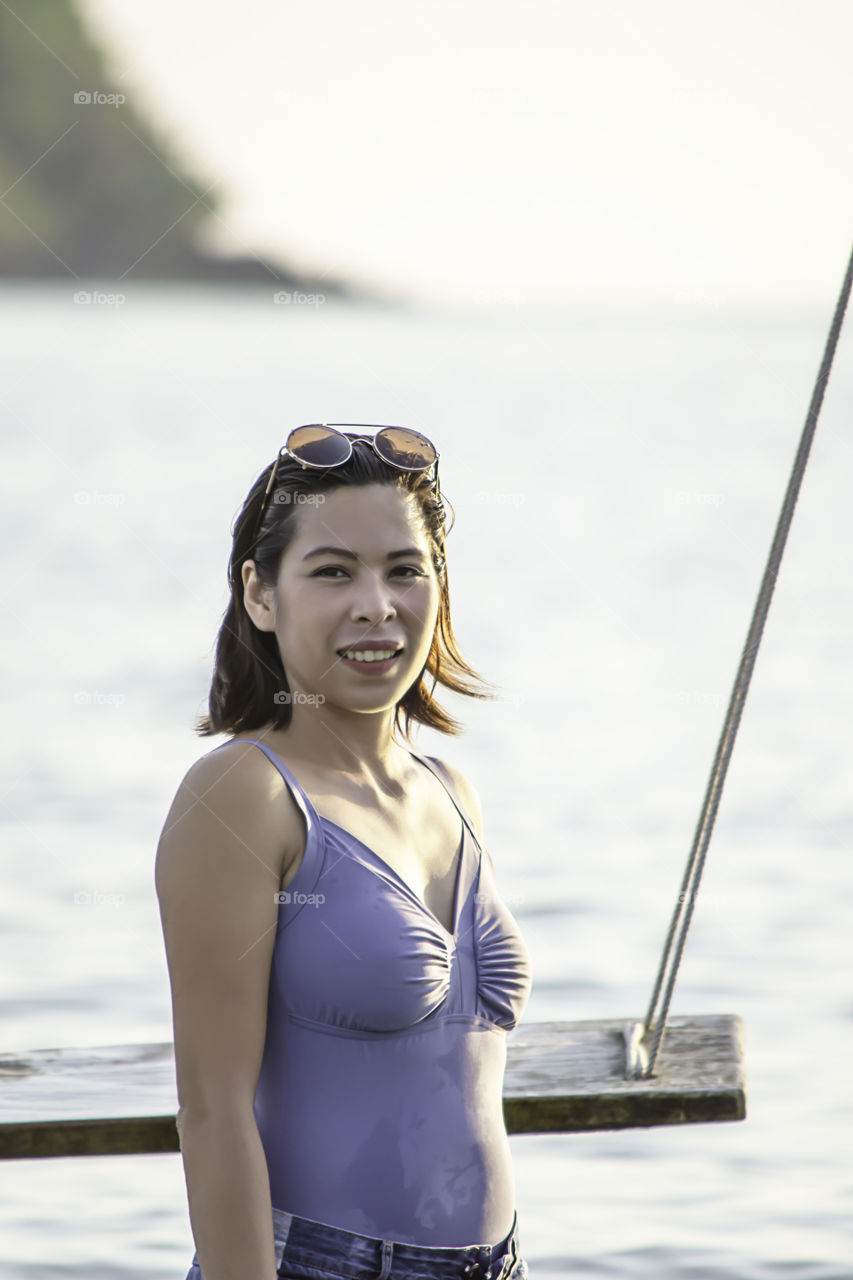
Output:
[195, 436, 498, 739]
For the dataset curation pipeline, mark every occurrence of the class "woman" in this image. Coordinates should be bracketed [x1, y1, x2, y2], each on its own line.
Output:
[156, 425, 533, 1280]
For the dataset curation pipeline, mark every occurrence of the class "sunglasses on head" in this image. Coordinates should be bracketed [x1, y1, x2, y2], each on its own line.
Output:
[251, 424, 440, 546]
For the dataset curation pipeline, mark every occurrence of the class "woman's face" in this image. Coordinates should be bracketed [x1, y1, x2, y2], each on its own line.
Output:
[267, 483, 441, 715]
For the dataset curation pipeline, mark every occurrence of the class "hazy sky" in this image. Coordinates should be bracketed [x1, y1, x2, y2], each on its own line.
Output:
[79, 0, 853, 308]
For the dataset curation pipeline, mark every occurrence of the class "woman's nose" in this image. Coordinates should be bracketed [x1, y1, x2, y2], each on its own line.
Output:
[352, 573, 397, 622]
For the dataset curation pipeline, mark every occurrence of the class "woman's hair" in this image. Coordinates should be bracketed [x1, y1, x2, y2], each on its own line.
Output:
[195, 437, 499, 740]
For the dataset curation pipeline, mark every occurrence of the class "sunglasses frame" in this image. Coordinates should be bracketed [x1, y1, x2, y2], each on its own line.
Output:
[250, 423, 441, 547]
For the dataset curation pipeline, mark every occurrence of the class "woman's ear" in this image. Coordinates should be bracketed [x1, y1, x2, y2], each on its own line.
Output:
[241, 560, 277, 632]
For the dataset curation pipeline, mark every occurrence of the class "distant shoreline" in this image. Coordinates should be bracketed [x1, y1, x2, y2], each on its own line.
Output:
[0, 253, 347, 291]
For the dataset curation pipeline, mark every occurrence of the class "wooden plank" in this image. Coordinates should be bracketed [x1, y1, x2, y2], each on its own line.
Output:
[502, 1014, 746, 1132]
[0, 1042, 180, 1158]
[0, 1014, 745, 1159]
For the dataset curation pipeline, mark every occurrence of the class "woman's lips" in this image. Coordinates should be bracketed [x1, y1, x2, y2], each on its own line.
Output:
[337, 648, 403, 674]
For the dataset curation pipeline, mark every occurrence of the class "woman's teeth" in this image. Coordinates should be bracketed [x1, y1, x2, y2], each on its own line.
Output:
[340, 649, 399, 662]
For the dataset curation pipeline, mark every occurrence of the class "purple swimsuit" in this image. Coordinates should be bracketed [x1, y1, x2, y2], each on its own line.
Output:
[217, 740, 532, 1247]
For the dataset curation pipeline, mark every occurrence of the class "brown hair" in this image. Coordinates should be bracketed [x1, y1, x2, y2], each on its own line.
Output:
[195, 437, 498, 740]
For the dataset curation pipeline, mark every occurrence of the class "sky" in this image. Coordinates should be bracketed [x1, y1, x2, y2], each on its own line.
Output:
[78, 0, 853, 309]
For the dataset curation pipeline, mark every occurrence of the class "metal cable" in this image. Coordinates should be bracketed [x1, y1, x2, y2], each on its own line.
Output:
[639, 240, 853, 1078]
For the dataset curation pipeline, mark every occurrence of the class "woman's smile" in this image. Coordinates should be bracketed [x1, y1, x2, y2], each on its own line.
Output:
[337, 649, 405, 674]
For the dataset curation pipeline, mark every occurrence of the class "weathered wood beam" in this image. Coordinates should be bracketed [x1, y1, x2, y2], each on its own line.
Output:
[0, 1014, 745, 1159]
[502, 1014, 745, 1132]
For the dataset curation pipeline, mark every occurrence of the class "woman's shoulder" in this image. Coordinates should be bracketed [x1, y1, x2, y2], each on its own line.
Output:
[161, 737, 305, 864]
[421, 754, 485, 845]
[184, 735, 287, 793]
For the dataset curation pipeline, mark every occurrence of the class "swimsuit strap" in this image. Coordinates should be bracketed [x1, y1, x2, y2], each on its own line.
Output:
[213, 739, 479, 844]
[408, 750, 480, 844]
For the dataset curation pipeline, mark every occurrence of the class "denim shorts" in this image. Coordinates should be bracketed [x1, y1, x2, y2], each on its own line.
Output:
[185, 1205, 528, 1279]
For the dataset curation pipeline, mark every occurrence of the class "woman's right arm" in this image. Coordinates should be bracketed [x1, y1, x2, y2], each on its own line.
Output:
[155, 743, 303, 1280]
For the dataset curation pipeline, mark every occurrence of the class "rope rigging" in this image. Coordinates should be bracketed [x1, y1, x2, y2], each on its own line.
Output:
[631, 240, 853, 1079]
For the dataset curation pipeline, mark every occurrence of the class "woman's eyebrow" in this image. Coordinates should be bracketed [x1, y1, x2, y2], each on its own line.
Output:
[301, 545, 426, 561]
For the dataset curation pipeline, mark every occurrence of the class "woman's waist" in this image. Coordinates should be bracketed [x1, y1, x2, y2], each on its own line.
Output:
[254, 1049, 510, 1154]
[260, 1118, 517, 1247]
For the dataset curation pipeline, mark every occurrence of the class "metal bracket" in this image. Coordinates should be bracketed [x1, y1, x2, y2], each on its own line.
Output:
[623, 1020, 650, 1079]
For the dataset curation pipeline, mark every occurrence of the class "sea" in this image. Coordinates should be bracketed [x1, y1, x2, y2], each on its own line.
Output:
[0, 284, 851, 1278]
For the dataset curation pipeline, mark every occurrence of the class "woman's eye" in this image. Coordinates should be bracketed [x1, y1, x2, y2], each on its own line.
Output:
[311, 565, 425, 579]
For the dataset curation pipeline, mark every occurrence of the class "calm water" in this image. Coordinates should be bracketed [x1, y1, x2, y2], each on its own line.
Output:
[1, 285, 851, 1278]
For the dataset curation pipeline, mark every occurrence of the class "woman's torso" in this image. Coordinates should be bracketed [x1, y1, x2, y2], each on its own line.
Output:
[211, 732, 533, 1245]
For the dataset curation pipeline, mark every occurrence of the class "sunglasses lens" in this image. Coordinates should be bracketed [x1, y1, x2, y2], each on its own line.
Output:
[373, 427, 437, 471]
[286, 425, 352, 468]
